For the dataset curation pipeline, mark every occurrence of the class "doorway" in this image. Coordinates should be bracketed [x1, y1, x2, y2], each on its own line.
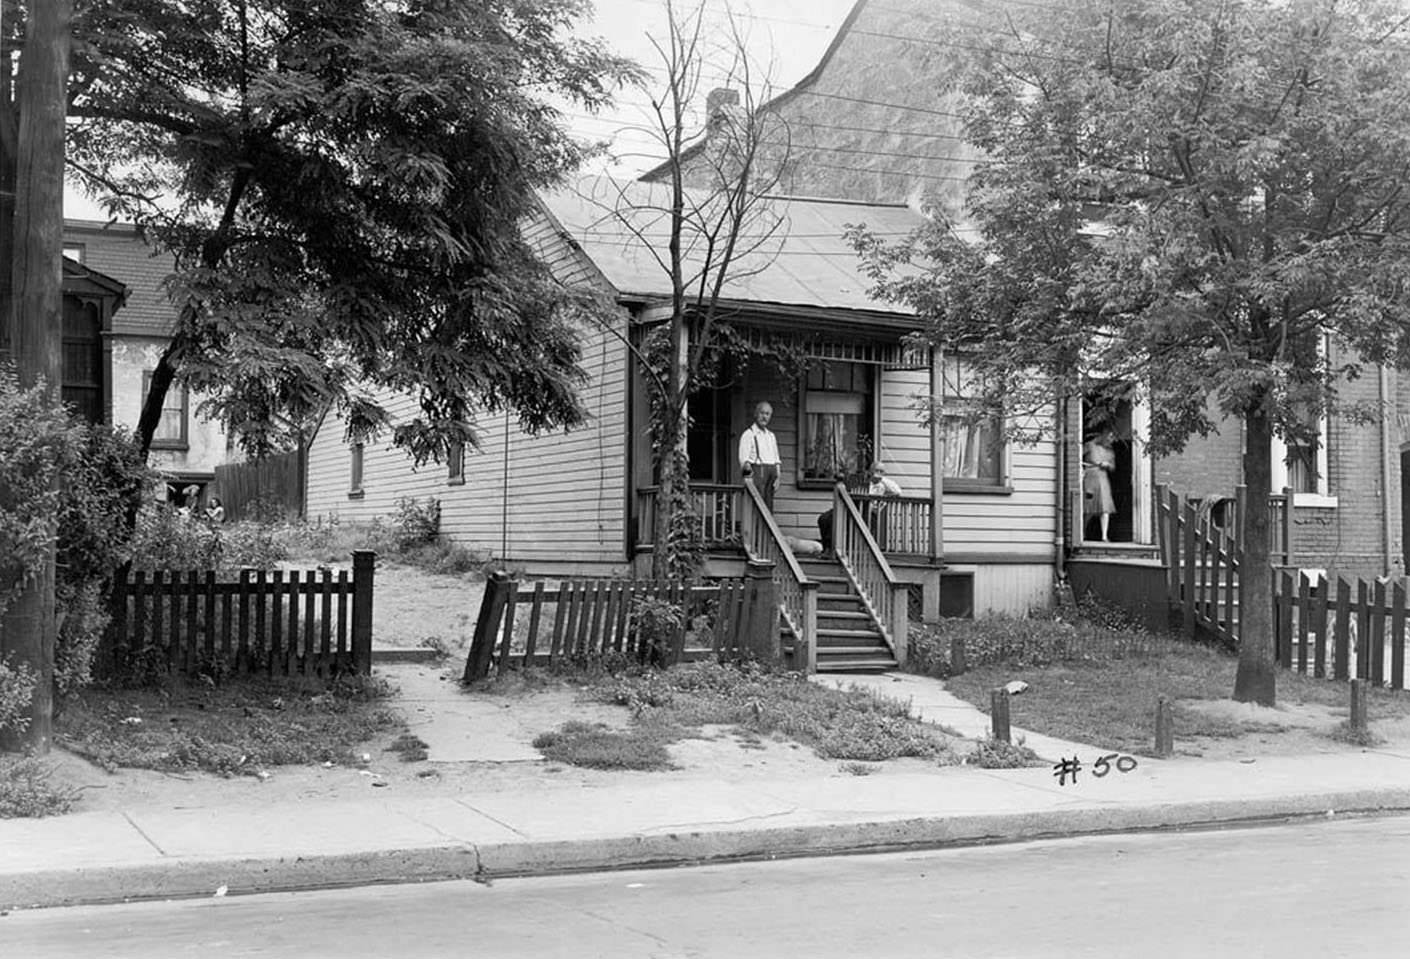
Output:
[1081, 382, 1146, 544]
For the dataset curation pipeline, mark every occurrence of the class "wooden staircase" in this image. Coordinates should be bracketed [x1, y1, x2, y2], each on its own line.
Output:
[797, 556, 898, 672]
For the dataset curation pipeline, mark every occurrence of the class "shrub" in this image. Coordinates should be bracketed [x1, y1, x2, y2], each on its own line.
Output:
[0, 757, 79, 818]
[129, 507, 224, 571]
[0, 655, 37, 737]
[391, 497, 441, 551]
[629, 596, 685, 664]
[966, 736, 1043, 769]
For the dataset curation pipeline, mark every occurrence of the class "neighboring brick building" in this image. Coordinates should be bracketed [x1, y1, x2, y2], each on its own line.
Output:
[647, 0, 1410, 579]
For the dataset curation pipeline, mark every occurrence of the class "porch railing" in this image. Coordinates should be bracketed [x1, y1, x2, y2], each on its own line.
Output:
[849, 492, 931, 557]
[741, 478, 818, 671]
[635, 483, 744, 550]
[833, 482, 908, 664]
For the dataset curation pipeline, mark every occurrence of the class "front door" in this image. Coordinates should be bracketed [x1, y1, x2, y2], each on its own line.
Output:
[1081, 382, 1151, 545]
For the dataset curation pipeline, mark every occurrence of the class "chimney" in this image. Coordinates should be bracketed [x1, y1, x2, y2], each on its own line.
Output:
[706, 87, 740, 133]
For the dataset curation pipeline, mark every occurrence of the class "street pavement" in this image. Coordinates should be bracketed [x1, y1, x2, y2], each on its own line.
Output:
[7, 816, 1410, 958]
[3, 670, 1410, 911]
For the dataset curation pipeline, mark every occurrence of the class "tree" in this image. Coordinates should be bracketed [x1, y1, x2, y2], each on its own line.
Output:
[62, 0, 640, 463]
[0, 0, 636, 748]
[853, 0, 1410, 705]
[588, 0, 789, 579]
[0, 0, 75, 753]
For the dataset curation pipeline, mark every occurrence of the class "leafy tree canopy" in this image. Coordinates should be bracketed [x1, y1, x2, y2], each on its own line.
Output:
[56, 0, 640, 459]
[853, 0, 1410, 456]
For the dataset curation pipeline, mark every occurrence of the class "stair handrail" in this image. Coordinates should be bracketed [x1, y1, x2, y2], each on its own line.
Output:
[741, 478, 818, 671]
[832, 481, 908, 664]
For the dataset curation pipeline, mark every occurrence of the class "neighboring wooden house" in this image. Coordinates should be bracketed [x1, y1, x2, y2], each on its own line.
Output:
[62, 219, 231, 507]
[304, 177, 1063, 668]
[644, 0, 1410, 585]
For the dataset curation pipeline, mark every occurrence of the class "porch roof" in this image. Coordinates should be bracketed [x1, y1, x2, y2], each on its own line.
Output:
[537, 177, 925, 316]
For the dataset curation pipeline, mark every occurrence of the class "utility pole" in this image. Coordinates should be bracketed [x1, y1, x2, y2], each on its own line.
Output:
[0, 0, 75, 754]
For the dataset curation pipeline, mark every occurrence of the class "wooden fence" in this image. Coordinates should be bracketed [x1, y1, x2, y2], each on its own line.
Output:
[463, 570, 781, 680]
[1273, 570, 1408, 690]
[212, 448, 306, 522]
[104, 551, 375, 678]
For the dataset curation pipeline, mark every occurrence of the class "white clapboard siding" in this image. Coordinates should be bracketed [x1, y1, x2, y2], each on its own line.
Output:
[305, 208, 630, 565]
[879, 368, 1057, 557]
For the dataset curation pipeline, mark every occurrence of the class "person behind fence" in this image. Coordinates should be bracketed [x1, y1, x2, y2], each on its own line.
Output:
[738, 400, 781, 511]
[205, 496, 226, 524]
[864, 462, 902, 549]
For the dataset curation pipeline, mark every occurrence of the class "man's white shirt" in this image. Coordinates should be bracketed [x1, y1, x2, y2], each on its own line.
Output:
[738, 423, 781, 468]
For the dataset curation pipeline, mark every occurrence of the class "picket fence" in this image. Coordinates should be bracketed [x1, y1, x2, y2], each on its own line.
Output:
[1273, 570, 1408, 690]
[463, 571, 781, 680]
[104, 551, 375, 678]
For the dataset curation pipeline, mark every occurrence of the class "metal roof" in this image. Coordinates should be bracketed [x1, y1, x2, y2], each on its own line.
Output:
[538, 177, 925, 316]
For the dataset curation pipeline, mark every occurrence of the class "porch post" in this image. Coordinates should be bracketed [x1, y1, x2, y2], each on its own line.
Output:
[929, 346, 945, 564]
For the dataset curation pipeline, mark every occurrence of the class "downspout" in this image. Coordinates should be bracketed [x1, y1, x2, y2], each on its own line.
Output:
[928, 345, 945, 565]
[1381, 365, 1394, 576]
[1055, 390, 1068, 582]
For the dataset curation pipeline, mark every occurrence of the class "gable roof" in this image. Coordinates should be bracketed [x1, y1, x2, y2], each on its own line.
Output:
[63, 219, 178, 337]
[537, 176, 922, 316]
[62, 255, 128, 303]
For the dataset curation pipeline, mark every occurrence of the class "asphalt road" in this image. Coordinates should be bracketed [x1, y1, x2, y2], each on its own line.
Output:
[6, 815, 1410, 958]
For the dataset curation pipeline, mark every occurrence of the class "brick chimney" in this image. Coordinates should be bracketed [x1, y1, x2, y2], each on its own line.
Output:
[706, 87, 740, 133]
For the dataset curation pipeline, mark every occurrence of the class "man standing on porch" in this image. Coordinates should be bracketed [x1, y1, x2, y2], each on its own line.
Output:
[739, 401, 782, 511]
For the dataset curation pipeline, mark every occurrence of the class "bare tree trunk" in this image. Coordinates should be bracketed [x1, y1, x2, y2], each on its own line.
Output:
[0, 0, 74, 754]
[1234, 398, 1277, 706]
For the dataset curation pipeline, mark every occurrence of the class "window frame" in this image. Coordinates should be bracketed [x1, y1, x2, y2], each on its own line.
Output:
[796, 360, 877, 489]
[938, 355, 1010, 492]
[142, 370, 189, 451]
[349, 442, 365, 498]
[447, 440, 465, 486]
[1269, 332, 1336, 508]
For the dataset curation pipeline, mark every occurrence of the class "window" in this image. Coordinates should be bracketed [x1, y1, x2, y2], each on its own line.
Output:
[1270, 333, 1334, 505]
[62, 242, 85, 263]
[349, 442, 365, 496]
[142, 371, 188, 449]
[801, 361, 874, 483]
[447, 440, 465, 485]
[938, 356, 1005, 489]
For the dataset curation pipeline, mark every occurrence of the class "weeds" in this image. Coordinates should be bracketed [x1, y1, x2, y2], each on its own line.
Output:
[56, 674, 402, 777]
[386, 732, 430, 762]
[533, 720, 674, 771]
[1328, 721, 1385, 748]
[0, 757, 80, 819]
[966, 737, 1043, 769]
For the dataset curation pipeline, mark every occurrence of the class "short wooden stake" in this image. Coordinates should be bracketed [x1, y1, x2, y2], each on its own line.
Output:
[950, 635, 967, 676]
[1154, 695, 1174, 758]
[1350, 678, 1369, 731]
[990, 688, 1011, 743]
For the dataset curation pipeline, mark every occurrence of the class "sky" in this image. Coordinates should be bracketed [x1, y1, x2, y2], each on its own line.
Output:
[63, 0, 859, 221]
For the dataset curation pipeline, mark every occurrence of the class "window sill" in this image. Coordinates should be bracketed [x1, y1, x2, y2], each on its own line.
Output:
[446, 477, 465, 487]
[943, 482, 1013, 495]
[150, 441, 190, 452]
[347, 489, 365, 500]
[1291, 492, 1338, 509]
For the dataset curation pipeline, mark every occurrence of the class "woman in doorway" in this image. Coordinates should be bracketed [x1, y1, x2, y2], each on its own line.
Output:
[1082, 429, 1117, 541]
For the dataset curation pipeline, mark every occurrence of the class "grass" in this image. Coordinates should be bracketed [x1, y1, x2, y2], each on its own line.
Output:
[56, 674, 403, 777]
[498, 660, 964, 771]
[386, 733, 430, 762]
[912, 614, 1410, 757]
[0, 757, 81, 819]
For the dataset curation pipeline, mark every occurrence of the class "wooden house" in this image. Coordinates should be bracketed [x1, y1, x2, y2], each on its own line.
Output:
[303, 178, 1063, 669]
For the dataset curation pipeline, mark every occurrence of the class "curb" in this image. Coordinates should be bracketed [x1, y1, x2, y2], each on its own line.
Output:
[7, 789, 1410, 911]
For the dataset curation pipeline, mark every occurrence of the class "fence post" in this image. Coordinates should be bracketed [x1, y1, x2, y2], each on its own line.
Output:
[990, 688, 1011, 743]
[742, 559, 780, 664]
[464, 570, 512, 682]
[1349, 678, 1368, 732]
[350, 550, 376, 675]
[1154, 696, 1174, 757]
[950, 635, 967, 676]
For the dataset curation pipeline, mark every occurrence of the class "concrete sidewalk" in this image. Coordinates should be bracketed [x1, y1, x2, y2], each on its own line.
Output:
[5, 670, 1410, 910]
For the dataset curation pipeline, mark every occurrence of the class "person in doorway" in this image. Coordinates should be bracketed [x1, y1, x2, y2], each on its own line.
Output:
[738, 401, 782, 511]
[1082, 429, 1117, 541]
